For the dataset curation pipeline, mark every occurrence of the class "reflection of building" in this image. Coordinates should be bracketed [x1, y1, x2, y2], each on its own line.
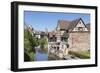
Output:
[48, 18, 90, 57]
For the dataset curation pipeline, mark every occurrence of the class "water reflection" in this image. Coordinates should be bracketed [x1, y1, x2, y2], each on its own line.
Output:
[34, 46, 48, 61]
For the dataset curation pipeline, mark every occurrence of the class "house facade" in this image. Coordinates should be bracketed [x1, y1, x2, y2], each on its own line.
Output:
[48, 18, 90, 58]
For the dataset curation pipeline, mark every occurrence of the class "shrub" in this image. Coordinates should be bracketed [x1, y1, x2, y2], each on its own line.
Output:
[24, 29, 37, 61]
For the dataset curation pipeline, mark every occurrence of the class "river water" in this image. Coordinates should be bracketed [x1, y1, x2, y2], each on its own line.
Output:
[34, 46, 48, 61]
[34, 46, 79, 61]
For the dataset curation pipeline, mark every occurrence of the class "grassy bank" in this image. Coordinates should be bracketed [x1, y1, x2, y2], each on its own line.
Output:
[68, 50, 90, 59]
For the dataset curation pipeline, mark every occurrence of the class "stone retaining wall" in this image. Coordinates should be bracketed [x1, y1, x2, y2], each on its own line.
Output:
[68, 32, 90, 51]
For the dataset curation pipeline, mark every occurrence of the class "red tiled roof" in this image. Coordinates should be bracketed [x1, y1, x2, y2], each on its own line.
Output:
[48, 30, 60, 37]
[58, 20, 71, 30]
[57, 18, 81, 31]
[49, 18, 90, 37]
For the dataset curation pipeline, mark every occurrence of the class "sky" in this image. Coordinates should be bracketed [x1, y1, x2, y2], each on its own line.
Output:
[24, 11, 90, 32]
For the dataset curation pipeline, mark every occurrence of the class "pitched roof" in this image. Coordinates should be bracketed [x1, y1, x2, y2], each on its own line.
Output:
[58, 20, 71, 30]
[57, 18, 81, 31]
[48, 31, 57, 37]
[86, 23, 90, 30]
[68, 18, 81, 31]
[50, 18, 89, 37]
[48, 30, 60, 37]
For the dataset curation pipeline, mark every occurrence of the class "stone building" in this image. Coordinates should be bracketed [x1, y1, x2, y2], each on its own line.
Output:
[48, 18, 90, 57]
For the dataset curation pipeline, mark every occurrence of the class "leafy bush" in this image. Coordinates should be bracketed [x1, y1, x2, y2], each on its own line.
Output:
[24, 29, 37, 61]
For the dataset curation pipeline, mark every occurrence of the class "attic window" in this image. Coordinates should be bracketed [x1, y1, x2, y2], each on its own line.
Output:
[78, 27, 83, 31]
[79, 21, 81, 24]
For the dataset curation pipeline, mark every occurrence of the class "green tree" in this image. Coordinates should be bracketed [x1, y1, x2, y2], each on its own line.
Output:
[62, 31, 69, 42]
[62, 30, 69, 48]
[39, 37, 48, 52]
[24, 29, 38, 61]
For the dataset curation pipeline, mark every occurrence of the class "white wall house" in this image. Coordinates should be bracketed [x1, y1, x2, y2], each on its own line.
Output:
[73, 20, 88, 31]
[48, 18, 90, 58]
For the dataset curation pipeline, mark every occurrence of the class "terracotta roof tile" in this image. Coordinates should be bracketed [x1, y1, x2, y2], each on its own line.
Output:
[58, 20, 71, 30]
[50, 18, 89, 37]
[58, 18, 81, 31]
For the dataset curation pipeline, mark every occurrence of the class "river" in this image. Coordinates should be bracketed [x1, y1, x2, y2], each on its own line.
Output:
[34, 46, 48, 61]
[34, 46, 79, 61]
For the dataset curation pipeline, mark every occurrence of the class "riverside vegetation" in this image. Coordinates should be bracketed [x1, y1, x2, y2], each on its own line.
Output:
[24, 29, 48, 61]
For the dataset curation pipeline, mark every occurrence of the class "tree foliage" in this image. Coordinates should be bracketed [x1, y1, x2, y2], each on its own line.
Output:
[62, 31, 69, 42]
[24, 27, 48, 61]
[39, 37, 48, 48]
[24, 29, 38, 61]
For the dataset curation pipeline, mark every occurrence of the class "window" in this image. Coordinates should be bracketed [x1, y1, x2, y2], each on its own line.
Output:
[66, 30, 68, 33]
[51, 35, 56, 42]
[78, 27, 84, 31]
[79, 21, 81, 24]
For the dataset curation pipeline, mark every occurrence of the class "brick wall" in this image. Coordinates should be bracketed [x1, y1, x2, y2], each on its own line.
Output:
[68, 32, 90, 51]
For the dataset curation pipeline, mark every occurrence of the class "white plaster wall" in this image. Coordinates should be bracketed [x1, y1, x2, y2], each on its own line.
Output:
[73, 20, 88, 31]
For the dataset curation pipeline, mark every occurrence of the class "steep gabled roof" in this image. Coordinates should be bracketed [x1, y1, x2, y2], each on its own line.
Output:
[49, 18, 90, 38]
[57, 20, 71, 30]
[57, 18, 88, 31]
[68, 18, 81, 31]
